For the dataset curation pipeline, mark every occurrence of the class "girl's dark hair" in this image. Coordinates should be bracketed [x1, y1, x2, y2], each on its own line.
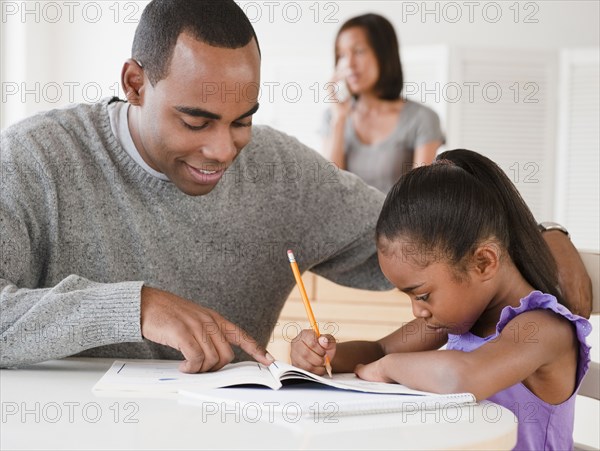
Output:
[335, 14, 403, 100]
[132, 0, 260, 86]
[376, 149, 563, 302]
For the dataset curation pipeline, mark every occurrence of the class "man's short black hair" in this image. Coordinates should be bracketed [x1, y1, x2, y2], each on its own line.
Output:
[132, 0, 260, 85]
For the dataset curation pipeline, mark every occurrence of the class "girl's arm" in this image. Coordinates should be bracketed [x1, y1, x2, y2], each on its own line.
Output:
[290, 318, 447, 374]
[333, 318, 448, 372]
[356, 310, 577, 403]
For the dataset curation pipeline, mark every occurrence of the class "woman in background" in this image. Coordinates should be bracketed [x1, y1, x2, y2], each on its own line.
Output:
[322, 14, 444, 193]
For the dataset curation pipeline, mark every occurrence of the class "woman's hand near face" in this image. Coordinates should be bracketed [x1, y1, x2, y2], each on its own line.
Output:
[330, 91, 352, 125]
[328, 63, 353, 124]
[323, 62, 352, 170]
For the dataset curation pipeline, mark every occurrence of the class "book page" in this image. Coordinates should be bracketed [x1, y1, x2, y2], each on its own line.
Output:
[268, 361, 472, 397]
[93, 360, 281, 393]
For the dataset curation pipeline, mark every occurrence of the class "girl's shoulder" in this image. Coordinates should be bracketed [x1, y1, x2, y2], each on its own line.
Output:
[497, 291, 591, 377]
[496, 291, 591, 343]
[505, 308, 575, 346]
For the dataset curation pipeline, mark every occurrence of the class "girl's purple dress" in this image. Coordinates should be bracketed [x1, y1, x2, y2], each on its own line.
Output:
[447, 291, 591, 450]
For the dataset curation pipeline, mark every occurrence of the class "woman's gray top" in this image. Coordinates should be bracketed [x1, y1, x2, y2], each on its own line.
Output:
[321, 99, 444, 193]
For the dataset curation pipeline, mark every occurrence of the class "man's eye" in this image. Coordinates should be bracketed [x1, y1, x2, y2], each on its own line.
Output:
[233, 122, 252, 129]
[415, 294, 429, 301]
[182, 121, 209, 131]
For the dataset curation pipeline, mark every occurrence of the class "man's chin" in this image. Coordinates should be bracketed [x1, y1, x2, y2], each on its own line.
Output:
[172, 179, 219, 196]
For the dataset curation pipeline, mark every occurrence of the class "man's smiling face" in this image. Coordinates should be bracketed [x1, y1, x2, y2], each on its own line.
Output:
[131, 32, 261, 196]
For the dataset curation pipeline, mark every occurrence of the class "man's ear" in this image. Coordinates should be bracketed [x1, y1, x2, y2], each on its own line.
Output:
[121, 59, 145, 106]
[472, 242, 502, 281]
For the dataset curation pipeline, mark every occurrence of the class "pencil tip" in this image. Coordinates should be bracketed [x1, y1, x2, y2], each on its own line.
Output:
[325, 361, 333, 378]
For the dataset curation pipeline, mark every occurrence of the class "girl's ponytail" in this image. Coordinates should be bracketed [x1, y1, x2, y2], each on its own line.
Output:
[438, 149, 563, 302]
[376, 149, 563, 303]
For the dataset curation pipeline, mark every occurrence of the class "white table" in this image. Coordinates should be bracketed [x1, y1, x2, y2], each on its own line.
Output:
[1, 358, 517, 450]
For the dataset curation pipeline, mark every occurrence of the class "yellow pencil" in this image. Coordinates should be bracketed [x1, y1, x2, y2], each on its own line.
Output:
[287, 250, 333, 378]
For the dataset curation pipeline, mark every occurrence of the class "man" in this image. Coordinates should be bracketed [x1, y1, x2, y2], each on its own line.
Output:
[0, 0, 591, 373]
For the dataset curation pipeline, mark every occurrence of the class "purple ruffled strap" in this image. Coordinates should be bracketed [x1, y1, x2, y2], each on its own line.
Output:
[496, 290, 592, 383]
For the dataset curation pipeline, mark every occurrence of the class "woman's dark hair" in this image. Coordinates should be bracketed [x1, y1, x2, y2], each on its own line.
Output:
[335, 14, 403, 100]
[376, 149, 563, 302]
[132, 0, 260, 86]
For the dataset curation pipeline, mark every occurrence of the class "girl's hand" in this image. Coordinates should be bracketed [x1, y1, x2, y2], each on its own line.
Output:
[290, 329, 337, 376]
[355, 356, 396, 383]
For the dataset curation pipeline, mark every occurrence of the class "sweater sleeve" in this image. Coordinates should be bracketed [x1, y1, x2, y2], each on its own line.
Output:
[258, 126, 393, 291]
[0, 130, 144, 368]
[305, 169, 393, 291]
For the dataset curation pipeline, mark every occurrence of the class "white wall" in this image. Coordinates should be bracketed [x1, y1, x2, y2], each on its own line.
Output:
[2, 1, 599, 129]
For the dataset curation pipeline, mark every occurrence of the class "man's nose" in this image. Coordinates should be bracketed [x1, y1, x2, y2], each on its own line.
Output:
[202, 127, 237, 163]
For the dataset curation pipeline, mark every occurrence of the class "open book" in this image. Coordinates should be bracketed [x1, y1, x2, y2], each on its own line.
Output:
[94, 360, 476, 416]
[93, 359, 475, 401]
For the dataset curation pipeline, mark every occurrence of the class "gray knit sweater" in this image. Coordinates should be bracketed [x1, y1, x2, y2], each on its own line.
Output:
[0, 98, 389, 367]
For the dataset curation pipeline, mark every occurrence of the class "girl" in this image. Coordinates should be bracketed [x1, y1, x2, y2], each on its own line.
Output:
[291, 149, 591, 450]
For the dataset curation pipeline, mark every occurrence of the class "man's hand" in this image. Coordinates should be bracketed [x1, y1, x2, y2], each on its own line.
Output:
[543, 230, 593, 318]
[140, 286, 274, 373]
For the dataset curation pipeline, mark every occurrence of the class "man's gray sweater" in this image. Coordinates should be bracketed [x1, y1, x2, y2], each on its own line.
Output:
[0, 98, 389, 367]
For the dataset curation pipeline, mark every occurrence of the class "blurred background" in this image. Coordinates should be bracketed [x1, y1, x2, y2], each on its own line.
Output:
[1, 0, 598, 250]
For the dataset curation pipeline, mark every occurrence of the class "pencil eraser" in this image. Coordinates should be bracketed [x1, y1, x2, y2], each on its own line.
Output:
[287, 250, 295, 261]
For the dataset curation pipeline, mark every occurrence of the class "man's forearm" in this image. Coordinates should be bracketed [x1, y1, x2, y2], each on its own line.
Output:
[0, 276, 144, 367]
[541, 228, 592, 318]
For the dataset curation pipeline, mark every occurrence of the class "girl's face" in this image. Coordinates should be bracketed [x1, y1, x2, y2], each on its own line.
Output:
[335, 27, 380, 95]
[377, 242, 491, 335]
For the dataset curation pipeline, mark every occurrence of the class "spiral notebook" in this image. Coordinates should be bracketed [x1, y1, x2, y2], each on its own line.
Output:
[180, 383, 477, 418]
[94, 359, 475, 415]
